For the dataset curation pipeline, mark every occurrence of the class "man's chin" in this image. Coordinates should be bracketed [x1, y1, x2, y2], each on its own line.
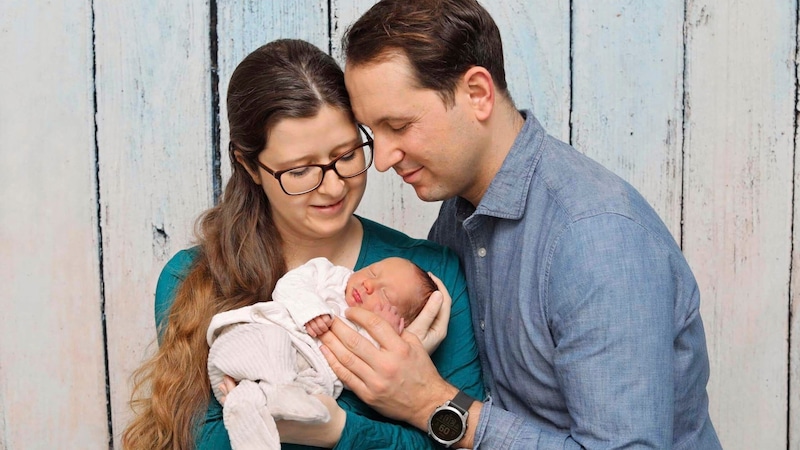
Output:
[410, 183, 446, 203]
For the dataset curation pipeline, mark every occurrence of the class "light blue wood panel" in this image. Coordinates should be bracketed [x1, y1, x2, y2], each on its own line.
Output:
[683, 1, 795, 448]
[333, 0, 569, 238]
[217, 0, 329, 182]
[486, 0, 570, 140]
[572, 1, 684, 236]
[94, 0, 215, 445]
[0, 1, 109, 448]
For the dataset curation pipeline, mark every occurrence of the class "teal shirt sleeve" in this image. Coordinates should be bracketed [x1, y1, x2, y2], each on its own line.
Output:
[154, 219, 484, 450]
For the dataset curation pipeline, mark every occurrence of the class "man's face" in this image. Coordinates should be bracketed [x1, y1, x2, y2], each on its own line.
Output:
[344, 52, 485, 203]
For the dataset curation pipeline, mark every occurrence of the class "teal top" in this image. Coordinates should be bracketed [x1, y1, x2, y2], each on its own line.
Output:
[154, 216, 484, 450]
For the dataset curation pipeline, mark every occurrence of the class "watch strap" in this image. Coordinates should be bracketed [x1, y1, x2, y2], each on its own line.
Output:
[450, 390, 476, 413]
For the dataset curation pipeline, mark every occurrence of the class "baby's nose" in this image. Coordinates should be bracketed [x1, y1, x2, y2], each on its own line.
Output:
[363, 280, 374, 294]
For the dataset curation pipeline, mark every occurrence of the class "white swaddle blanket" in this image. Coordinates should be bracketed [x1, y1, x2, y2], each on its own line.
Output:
[206, 257, 371, 450]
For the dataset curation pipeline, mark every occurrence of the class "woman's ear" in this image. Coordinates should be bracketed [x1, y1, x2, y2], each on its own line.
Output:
[234, 149, 262, 185]
[461, 66, 494, 122]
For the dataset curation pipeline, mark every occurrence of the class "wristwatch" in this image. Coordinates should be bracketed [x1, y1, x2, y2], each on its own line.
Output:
[427, 390, 476, 447]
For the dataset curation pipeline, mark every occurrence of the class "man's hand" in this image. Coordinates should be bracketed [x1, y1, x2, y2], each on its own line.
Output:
[318, 306, 457, 430]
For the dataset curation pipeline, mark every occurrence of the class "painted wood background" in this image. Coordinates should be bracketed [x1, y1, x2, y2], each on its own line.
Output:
[0, 0, 796, 448]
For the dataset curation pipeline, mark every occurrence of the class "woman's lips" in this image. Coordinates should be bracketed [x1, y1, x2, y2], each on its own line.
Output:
[313, 198, 344, 212]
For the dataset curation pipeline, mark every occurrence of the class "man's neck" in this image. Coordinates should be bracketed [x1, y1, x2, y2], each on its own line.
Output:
[462, 104, 525, 207]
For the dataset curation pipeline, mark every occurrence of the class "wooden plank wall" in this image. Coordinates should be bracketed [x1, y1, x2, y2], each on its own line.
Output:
[0, 0, 796, 448]
[0, 1, 109, 448]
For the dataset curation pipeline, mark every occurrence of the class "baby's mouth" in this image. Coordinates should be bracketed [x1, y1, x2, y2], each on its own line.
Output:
[352, 288, 363, 304]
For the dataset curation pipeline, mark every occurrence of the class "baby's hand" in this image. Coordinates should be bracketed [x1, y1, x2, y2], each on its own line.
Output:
[305, 314, 333, 337]
[372, 303, 405, 335]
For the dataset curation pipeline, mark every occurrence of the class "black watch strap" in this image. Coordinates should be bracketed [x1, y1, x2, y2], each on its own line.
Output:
[451, 390, 476, 413]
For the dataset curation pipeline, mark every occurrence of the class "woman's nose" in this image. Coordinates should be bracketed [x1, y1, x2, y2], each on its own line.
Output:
[316, 166, 345, 195]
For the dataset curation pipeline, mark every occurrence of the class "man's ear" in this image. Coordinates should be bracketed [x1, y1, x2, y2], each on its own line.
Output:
[234, 149, 262, 185]
[461, 66, 494, 122]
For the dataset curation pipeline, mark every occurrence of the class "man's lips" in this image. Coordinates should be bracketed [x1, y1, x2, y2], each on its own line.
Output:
[397, 167, 422, 183]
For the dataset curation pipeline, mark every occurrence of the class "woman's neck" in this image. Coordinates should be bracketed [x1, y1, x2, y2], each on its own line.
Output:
[282, 216, 363, 270]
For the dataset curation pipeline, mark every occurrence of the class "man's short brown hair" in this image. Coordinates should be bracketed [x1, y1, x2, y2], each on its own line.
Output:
[343, 0, 510, 107]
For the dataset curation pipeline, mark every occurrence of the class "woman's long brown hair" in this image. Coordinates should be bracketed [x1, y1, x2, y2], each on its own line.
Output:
[121, 39, 352, 450]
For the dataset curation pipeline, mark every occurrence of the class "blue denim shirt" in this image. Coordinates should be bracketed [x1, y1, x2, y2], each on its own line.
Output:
[429, 111, 721, 449]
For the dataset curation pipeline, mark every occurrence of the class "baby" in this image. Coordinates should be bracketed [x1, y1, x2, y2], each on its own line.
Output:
[206, 256, 438, 450]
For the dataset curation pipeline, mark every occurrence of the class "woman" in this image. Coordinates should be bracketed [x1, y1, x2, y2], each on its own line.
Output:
[121, 39, 483, 449]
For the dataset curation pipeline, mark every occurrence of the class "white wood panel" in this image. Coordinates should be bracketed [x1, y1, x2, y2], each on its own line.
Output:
[94, 1, 214, 446]
[791, 20, 800, 449]
[0, 1, 109, 448]
[683, 1, 795, 448]
[334, 0, 569, 239]
[572, 1, 684, 236]
[217, 0, 330, 184]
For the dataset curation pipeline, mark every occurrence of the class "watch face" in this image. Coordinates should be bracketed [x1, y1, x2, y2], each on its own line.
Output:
[430, 409, 464, 441]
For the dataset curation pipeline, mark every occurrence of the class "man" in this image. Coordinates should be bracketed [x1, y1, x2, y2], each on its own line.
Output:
[319, 0, 721, 448]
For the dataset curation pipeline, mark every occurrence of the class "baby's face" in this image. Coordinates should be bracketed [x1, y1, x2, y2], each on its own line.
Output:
[345, 257, 422, 315]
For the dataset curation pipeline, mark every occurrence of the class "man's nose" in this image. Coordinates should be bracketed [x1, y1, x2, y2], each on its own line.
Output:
[372, 135, 404, 172]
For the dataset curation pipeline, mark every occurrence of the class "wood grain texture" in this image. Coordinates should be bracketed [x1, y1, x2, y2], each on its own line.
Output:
[487, 0, 570, 141]
[683, 1, 795, 448]
[0, 1, 109, 448]
[217, 0, 330, 183]
[791, 16, 800, 449]
[572, 1, 684, 236]
[93, 1, 214, 445]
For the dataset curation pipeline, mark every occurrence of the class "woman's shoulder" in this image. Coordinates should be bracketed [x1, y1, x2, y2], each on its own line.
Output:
[160, 246, 201, 281]
[154, 246, 201, 330]
[357, 216, 459, 273]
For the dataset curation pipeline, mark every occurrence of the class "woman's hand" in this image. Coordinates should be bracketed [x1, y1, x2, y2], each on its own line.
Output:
[277, 394, 346, 447]
[218, 375, 238, 404]
[405, 272, 451, 354]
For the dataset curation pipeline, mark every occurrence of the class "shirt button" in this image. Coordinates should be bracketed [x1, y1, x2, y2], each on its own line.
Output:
[477, 247, 487, 257]
[480, 320, 485, 330]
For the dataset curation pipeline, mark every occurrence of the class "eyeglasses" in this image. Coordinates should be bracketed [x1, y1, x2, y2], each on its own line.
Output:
[255, 125, 374, 196]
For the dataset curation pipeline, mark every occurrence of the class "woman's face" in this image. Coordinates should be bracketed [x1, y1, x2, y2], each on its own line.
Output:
[254, 106, 367, 242]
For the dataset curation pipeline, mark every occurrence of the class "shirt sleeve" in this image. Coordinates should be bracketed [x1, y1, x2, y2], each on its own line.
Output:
[473, 214, 676, 449]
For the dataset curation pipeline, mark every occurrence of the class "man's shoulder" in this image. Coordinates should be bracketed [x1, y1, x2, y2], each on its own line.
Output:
[534, 137, 644, 222]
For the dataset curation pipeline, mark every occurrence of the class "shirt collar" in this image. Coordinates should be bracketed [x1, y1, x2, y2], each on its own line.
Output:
[455, 110, 545, 221]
